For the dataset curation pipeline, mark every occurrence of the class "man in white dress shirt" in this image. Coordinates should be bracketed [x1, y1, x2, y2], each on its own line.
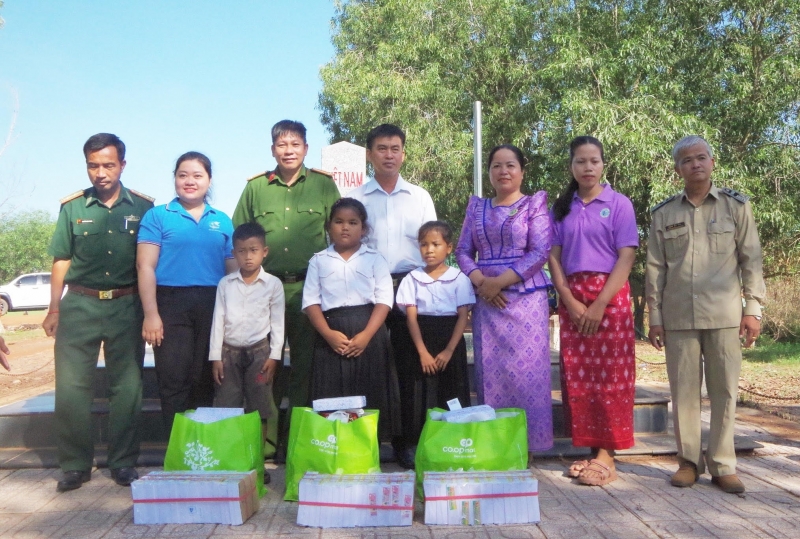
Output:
[349, 124, 437, 468]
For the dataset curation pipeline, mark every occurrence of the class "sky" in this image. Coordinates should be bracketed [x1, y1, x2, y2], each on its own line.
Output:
[0, 0, 338, 218]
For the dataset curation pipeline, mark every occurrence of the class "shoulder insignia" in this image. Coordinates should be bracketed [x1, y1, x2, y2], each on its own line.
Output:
[650, 194, 678, 213]
[247, 171, 269, 182]
[720, 187, 749, 204]
[59, 189, 85, 205]
[310, 167, 332, 177]
[128, 188, 155, 203]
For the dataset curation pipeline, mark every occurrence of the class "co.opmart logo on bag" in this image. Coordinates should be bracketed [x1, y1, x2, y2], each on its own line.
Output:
[311, 434, 338, 454]
[442, 438, 476, 457]
[183, 441, 220, 470]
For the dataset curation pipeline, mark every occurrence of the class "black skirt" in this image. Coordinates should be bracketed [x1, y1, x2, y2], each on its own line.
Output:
[399, 314, 470, 446]
[310, 304, 401, 441]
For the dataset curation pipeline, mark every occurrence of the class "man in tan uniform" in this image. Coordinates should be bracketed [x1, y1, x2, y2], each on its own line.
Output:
[646, 135, 765, 494]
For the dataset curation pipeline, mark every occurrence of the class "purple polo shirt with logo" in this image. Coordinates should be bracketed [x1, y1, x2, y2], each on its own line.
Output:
[551, 184, 638, 276]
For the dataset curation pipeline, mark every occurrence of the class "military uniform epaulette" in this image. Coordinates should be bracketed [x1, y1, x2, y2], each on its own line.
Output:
[650, 194, 678, 213]
[247, 171, 269, 182]
[720, 187, 749, 204]
[128, 188, 155, 203]
[59, 189, 86, 205]
[310, 167, 332, 177]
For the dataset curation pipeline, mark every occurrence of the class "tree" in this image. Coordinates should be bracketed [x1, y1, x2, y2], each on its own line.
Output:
[0, 211, 56, 284]
[319, 0, 800, 331]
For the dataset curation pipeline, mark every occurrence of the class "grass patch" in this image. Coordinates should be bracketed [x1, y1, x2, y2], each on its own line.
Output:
[743, 339, 800, 365]
[1, 328, 47, 343]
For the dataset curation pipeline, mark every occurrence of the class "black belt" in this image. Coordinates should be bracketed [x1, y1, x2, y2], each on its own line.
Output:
[69, 284, 137, 300]
[274, 271, 307, 284]
[391, 272, 409, 288]
[222, 337, 270, 353]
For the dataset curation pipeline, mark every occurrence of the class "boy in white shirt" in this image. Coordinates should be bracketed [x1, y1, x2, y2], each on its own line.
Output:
[210, 222, 285, 474]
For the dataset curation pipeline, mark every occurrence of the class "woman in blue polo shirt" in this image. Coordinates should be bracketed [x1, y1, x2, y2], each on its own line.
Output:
[137, 151, 235, 429]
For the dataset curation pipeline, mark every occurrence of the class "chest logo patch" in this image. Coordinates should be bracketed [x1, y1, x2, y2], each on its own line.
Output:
[208, 221, 220, 230]
[599, 208, 611, 218]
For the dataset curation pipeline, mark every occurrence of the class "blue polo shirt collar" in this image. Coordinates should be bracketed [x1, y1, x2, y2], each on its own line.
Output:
[166, 197, 216, 219]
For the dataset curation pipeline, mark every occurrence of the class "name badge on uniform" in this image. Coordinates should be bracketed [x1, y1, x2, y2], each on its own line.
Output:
[665, 222, 686, 231]
[76, 219, 93, 224]
[124, 215, 140, 230]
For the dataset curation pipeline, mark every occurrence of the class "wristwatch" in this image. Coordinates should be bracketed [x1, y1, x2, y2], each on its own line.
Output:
[753, 315, 762, 321]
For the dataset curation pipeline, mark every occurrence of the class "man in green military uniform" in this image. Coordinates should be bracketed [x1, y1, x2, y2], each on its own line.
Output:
[43, 133, 154, 492]
[233, 120, 340, 459]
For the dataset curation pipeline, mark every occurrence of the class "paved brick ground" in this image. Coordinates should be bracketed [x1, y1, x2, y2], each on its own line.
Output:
[3, 380, 800, 539]
[2, 413, 800, 539]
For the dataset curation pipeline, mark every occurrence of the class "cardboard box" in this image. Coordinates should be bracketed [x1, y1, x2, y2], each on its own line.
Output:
[297, 472, 414, 527]
[311, 395, 367, 412]
[423, 470, 539, 525]
[132, 470, 259, 525]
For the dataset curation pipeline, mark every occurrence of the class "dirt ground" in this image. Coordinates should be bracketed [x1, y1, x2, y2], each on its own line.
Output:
[0, 310, 55, 407]
[634, 340, 800, 429]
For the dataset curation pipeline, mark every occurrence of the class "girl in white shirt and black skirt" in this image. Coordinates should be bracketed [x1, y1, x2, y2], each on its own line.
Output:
[302, 198, 401, 441]
[394, 221, 475, 464]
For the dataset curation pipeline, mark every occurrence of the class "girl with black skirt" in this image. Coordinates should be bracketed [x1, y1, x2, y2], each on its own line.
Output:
[301, 198, 401, 440]
[395, 221, 475, 460]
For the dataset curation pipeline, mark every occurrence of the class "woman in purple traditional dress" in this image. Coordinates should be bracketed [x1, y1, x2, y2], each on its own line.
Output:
[455, 144, 554, 452]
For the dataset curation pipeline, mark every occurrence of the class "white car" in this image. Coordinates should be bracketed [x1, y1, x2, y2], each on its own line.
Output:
[0, 272, 51, 316]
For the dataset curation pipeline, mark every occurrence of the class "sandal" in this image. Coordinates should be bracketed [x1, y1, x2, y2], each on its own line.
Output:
[577, 459, 618, 486]
[567, 459, 590, 478]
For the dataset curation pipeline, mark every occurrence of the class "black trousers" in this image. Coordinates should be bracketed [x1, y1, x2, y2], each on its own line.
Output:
[153, 285, 217, 430]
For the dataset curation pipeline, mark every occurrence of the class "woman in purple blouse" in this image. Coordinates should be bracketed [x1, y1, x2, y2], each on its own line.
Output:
[455, 144, 553, 453]
[549, 136, 638, 486]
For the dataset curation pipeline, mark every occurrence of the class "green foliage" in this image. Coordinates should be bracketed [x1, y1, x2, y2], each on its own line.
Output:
[761, 275, 800, 341]
[320, 0, 800, 331]
[744, 339, 800, 364]
[0, 211, 55, 283]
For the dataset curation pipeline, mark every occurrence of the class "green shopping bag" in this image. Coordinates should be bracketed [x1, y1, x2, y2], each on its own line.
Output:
[415, 408, 529, 497]
[164, 410, 266, 497]
[284, 407, 381, 501]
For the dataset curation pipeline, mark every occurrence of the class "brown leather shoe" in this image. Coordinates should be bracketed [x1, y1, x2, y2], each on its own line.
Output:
[670, 462, 698, 487]
[712, 474, 745, 494]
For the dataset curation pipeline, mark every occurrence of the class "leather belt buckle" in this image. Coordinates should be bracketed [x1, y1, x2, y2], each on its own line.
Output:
[99, 290, 114, 300]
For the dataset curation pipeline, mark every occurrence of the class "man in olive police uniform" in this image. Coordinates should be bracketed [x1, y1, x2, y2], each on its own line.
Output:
[43, 133, 154, 492]
[646, 135, 765, 494]
[233, 120, 340, 458]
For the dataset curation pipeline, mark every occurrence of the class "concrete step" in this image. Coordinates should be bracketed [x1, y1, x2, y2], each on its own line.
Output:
[551, 387, 669, 438]
[0, 321, 672, 465]
[0, 393, 169, 449]
[531, 433, 762, 459]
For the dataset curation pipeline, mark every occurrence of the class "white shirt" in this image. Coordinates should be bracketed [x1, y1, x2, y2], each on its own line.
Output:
[302, 244, 394, 312]
[395, 266, 476, 315]
[349, 175, 437, 273]
[208, 268, 285, 362]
